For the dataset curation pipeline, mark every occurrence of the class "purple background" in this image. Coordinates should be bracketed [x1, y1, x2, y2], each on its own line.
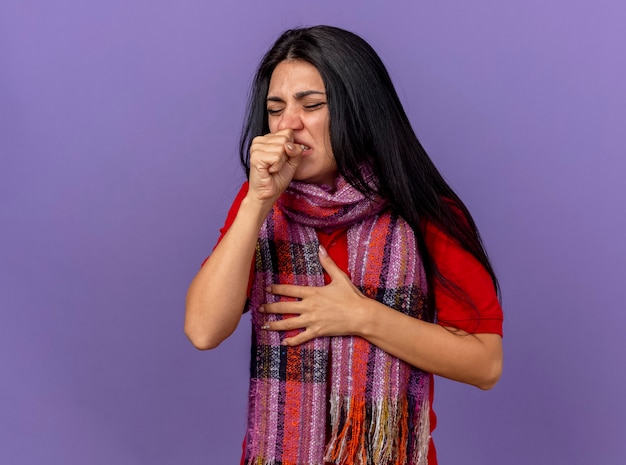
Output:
[1, 1, 624, 464]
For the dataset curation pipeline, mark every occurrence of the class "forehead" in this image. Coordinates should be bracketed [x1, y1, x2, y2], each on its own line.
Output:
[268, 60, 325, 95]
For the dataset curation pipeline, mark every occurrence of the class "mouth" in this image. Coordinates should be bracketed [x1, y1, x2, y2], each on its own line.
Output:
[295, 141, 311, 154]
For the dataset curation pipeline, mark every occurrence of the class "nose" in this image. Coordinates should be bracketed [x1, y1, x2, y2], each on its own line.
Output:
[276, 107, 304, 131]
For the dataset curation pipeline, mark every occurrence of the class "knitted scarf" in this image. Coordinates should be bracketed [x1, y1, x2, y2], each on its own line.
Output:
[244, 176, 430, 465]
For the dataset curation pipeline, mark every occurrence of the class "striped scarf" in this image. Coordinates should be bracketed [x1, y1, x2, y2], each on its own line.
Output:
[244, 176, 430, 465]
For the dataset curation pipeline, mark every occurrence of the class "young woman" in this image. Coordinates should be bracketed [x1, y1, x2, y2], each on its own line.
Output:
[185, 25, 503, 465]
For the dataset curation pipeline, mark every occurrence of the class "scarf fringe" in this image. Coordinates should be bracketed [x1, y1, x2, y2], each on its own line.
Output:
[246, 459, 279, 465]
[324, 395, 430, 465]
[411, 395, 431, 465]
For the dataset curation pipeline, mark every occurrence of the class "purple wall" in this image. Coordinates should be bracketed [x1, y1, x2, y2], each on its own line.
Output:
[1, 1, 624, 464]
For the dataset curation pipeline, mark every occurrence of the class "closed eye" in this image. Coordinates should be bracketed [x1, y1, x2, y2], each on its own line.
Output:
[304, 102, 326, 111]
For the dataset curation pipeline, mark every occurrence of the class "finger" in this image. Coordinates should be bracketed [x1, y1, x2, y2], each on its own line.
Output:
[282, 330, 314, 347]
[251, 133, 292, 156]
[259, 301, 302, 315]
[284, 141, 304, 160]
[266, 283, 310, 299]
[273, 128, 294, 140]
[261, 315, 304, 332]
[250, 147, 287, 174]
[269, 128, 303, 161]
[267, 153, 288, 173]
[254, 129, 292, 144]
[250, 135, 286, 154]
[251, 142, 294, 175]
[318, 245, 347, 281]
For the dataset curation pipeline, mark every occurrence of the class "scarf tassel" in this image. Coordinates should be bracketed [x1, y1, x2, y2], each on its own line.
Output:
[324, 395, 430, 465]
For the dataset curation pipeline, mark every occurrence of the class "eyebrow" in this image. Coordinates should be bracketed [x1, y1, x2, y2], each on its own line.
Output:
[267, 90, 326, 102]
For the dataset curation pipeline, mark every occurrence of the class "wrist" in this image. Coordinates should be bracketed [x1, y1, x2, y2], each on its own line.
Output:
[239, 193, 275, 224]
[353, 295, 379, 339]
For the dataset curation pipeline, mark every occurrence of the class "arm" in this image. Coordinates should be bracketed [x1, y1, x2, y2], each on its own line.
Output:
[261, 246, 503, 390]
[356, 298, 502, 390]
[184, 195, 272, 350]
[184, 129, 304, 350]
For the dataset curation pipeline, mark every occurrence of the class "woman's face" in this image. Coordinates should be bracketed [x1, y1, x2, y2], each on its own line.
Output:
[267, 59, 337, 187]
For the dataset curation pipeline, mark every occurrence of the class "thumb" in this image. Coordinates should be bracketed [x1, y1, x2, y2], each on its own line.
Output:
[284, 141, 304, 160]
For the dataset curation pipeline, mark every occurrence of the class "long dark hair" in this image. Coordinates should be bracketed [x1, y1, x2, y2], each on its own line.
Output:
[240, 25, 500, 323]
